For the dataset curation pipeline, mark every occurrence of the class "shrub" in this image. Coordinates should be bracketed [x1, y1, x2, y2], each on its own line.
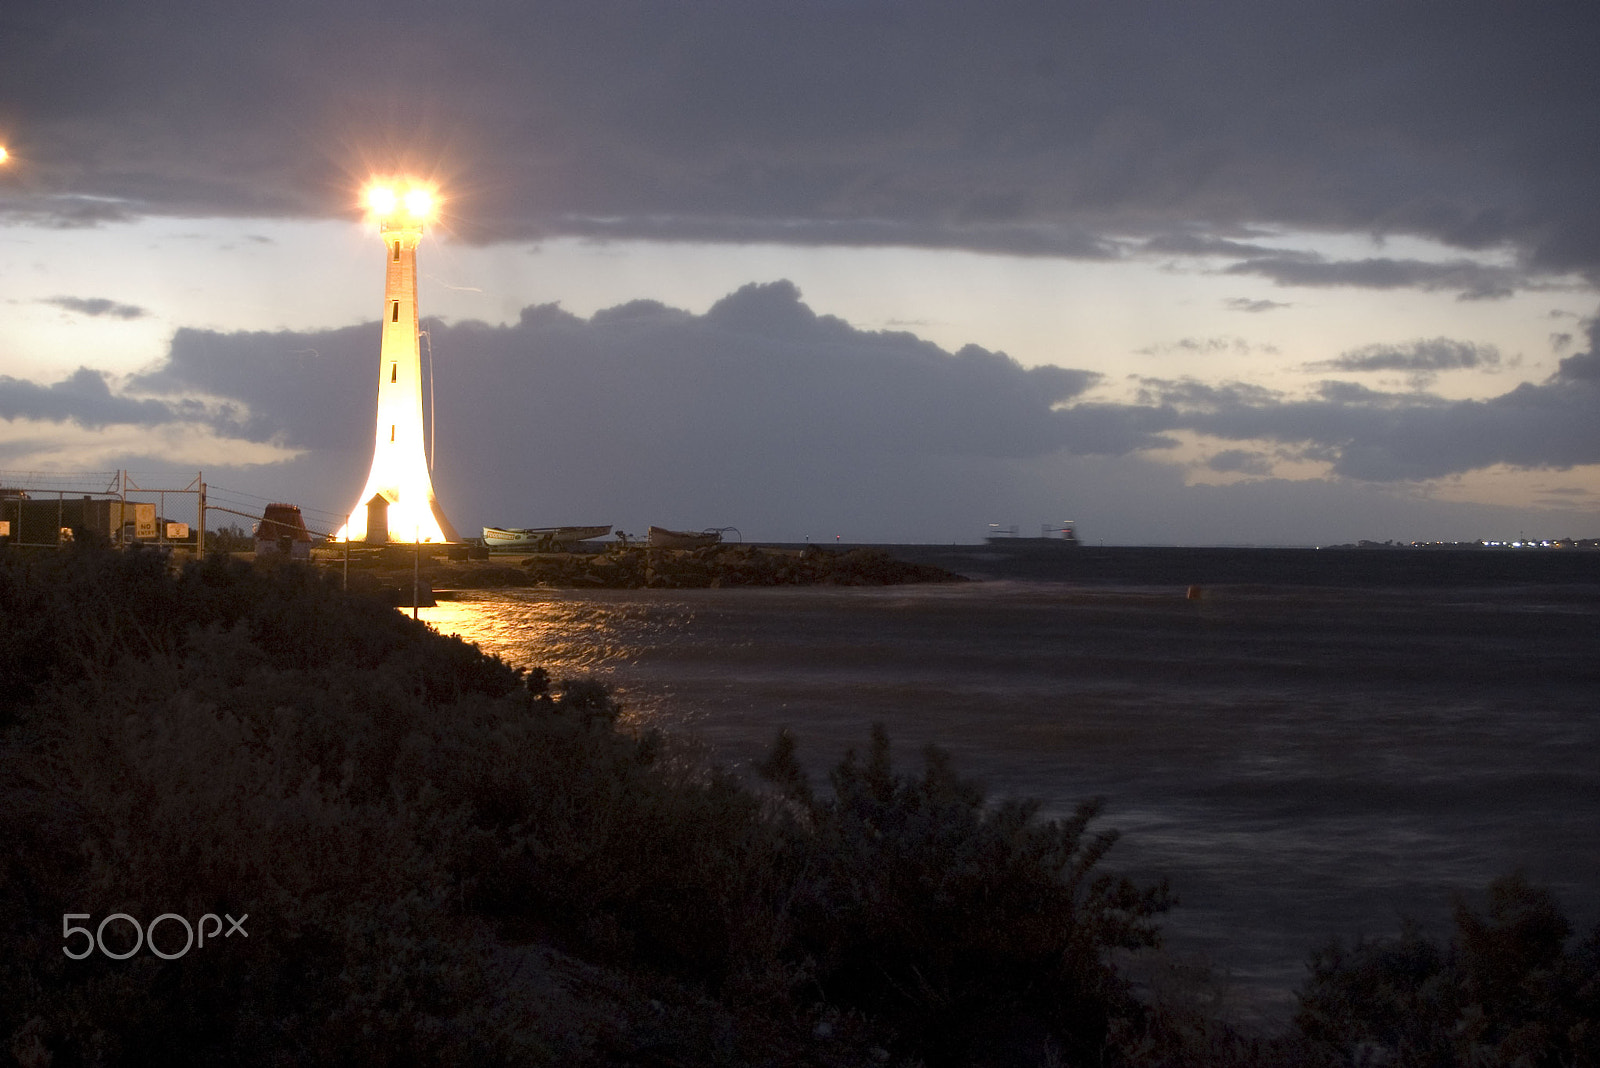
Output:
[1294, 872, 1600, 1067]
[0, 549, 834, 1063]
[0, 547, 1177, 1066]
[760, 725, 1173, 1066]
[0, 550, 549, 1064]
[205, 523, 255, 553]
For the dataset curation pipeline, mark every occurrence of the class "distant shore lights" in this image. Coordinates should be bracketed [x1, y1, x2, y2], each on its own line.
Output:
[333, 180, 459, 545]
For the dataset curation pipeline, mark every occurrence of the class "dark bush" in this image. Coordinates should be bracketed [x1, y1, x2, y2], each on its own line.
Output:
[1295, 872, 1600, 1067]
[0, 550, 546, 1064]
[204, 523, 255, 553]
[0, 549, 887, 1063]
[760, 725, 1173, 1066]
[0, 547, 1177, 1066]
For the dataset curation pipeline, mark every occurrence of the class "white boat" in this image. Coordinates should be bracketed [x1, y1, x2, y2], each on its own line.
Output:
[647, 525, 723, 549]
[483, 525, 612, 551]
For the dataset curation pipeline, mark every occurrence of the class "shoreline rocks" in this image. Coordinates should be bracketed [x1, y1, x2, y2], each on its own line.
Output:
[336, 544, 967, 592]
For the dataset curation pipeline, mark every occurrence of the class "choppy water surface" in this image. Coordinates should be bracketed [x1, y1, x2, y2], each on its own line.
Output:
[417, 548, 1600, 1021]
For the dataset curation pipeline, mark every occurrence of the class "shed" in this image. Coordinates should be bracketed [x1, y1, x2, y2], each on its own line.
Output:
[256, 503, 313, 559]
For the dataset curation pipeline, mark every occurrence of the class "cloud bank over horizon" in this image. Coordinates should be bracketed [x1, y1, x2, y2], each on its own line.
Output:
[2, 281, 1596, 543]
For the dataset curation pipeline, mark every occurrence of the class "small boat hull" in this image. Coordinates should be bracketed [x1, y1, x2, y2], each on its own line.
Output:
[647, 525, 723, 549]
[483, 525, 612, 551]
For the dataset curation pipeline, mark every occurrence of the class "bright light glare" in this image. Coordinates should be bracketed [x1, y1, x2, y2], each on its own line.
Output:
[403, 188, 433, 219]
[0, 146, 9, 165]
[366, 185, 398, 214]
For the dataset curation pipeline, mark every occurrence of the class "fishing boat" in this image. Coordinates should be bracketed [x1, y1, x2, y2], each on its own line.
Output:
[647, 525, 724, 549]
[482, 525, 612, 551]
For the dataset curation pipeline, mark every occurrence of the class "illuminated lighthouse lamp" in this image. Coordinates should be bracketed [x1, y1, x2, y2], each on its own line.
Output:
[334, 180, 459, 545]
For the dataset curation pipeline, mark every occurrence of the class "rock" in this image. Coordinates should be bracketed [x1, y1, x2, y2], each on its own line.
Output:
[330, 546, 967, 591]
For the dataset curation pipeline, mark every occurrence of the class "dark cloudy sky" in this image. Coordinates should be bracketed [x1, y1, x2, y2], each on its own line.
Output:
[2, 1, 1598, 543]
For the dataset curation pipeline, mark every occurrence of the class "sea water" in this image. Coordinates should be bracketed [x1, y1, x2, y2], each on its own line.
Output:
[416, 547, 1600, 1022]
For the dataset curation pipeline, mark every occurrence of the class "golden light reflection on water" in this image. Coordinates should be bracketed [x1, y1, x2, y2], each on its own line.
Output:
[409, 589, 746, 740]
[414, 594, 611, 674]
[409, 593, 686, 734]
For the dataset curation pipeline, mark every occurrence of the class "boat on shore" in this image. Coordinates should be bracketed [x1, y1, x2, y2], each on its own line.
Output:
[483, 525, 612, 552]
[647, 525, 724, 549]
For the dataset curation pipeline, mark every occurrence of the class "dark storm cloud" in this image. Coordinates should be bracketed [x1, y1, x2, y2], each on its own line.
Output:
[1312, 339, 1501, 374]
[32, 284, 1600, 534]
[1224, 256, 1522, 300]
[4, 2, 1599, 281]
[1144, 234, 1283, 259]
[1165, 382, 1590, 482]
[557, 215, 1122, 259]
[137, 280, 1111, 464]
[0, 367, 177, 426]
[1206, 449, 1274, 476]
[41, 296, 148, 320]
[1132, 377, 1283, 410]
[0, 194, 140, 229]
[1144, 321, 1600, 481]
[1556, 340, 1600, 383]
[132, 323, 374, 448]
[130, 281, 1182, 530]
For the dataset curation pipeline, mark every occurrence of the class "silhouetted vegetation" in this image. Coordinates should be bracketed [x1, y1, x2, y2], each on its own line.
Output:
[203, 522, 255, 553]
[0, 546, 1159, 1066]
[759, 727, 1172, 1065]
[1, 546, 1595, 1066]
[1294, 873, 1600, 1067]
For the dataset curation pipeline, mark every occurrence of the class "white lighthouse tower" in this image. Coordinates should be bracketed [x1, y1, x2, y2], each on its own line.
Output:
[337, 183, 458, 544]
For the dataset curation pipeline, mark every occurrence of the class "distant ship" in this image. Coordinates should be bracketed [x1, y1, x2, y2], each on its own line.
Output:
[985, 522, 1080, 547]
[483, 525, 612, 551]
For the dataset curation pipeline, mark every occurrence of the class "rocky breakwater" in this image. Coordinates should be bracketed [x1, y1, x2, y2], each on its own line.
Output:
[338, 546, 964, 595]
[338, 563, 533, 606]
[520, 544, 965, 589]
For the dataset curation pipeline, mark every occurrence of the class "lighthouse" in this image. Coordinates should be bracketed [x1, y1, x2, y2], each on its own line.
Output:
[336, 183, 458, 544]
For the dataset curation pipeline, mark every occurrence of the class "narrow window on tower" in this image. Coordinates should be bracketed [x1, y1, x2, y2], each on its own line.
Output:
[390, 425, 396, 442]
[391, 301, 400, 323]
[390, 362, 397, 383]
[392, 241, 401, 262]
